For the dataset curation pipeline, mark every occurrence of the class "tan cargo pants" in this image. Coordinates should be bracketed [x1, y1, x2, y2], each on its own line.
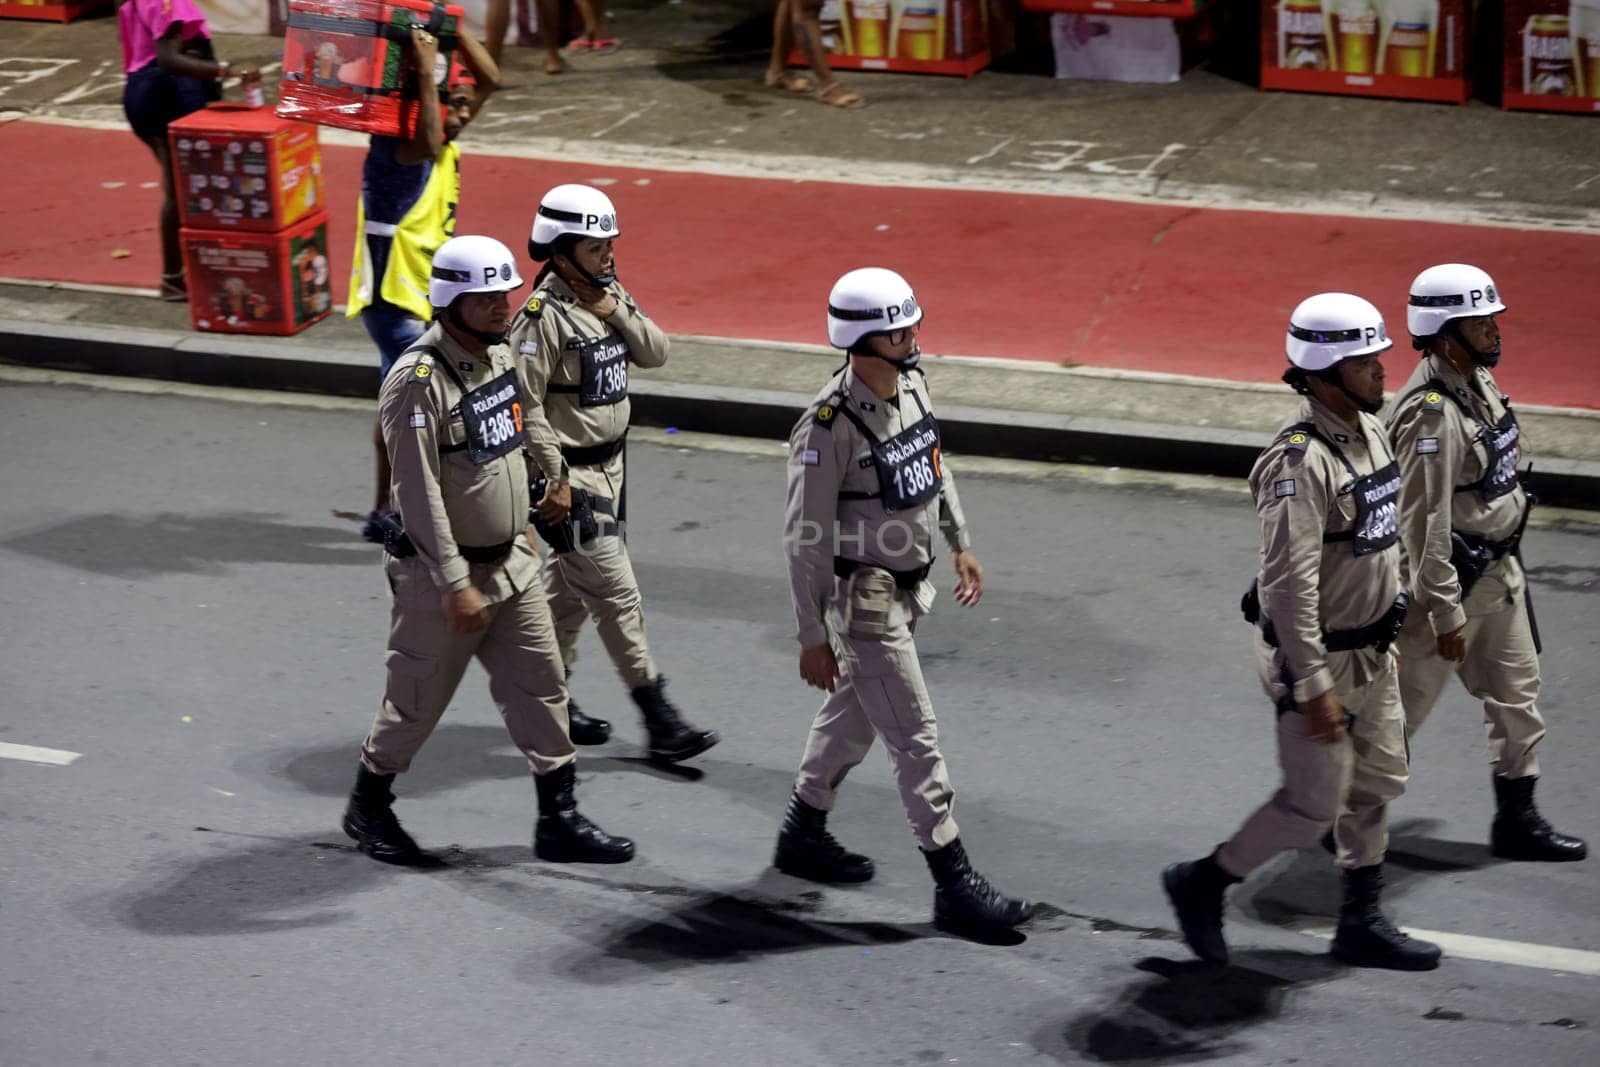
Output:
[1397, 557, 1545, 779]
[794, 571, 959, 851]
[541, 532, 658, 690]
[1217, 640, 1408, 876]
[361, 570, 575, 777]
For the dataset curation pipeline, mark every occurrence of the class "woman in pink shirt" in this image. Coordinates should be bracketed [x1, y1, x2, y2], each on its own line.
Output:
[116, 0, 257, 301]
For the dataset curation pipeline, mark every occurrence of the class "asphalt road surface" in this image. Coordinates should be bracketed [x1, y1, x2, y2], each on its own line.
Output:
[2, 373, 1596, 1066]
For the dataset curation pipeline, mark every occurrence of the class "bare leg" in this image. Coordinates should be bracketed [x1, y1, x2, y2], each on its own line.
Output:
[535, 0, 565, 72]
[573, 0, 611, 42]
[795, 0, 862, 106]
[139, 135, 185, 289]
[484, 0, 510, 66]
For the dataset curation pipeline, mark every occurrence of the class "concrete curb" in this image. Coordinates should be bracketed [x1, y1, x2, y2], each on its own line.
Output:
[5, 317, 1597, 508]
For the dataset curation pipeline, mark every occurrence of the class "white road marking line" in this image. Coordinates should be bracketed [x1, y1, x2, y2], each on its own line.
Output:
[0, 742, 82, 766]
[1292, 917, 1600, 977]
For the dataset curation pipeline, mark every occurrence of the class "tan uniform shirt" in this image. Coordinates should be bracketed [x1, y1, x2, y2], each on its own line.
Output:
[1249, 398, 1403, 703]
[785, 366, 972, 649]
[379, 323, 538, 599]
[1387, 355, 1529, 635]
[508, 271, 668, 498]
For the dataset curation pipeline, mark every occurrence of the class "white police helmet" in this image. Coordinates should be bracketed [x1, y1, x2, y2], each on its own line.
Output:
[1285, 292, 1393, 370]
[1407, 263, 1507, 339]
[827, 267, 923, 350]
[529, 184, 620, 248]
[428, 235, 525, 309]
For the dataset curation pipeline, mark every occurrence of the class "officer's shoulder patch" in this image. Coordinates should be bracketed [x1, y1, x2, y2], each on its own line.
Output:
[1416, 437, 1440, 454]
[813, 394, 843, 428]
[1283, 430, 1311, 453]
[1417, 388, 1447, 413]
[409, 353, 435, 384]
[1273, 478, 1297, 498]
[522, 295, 543, 319]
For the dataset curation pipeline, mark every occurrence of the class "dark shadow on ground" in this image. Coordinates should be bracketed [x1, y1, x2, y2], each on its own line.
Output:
[1, 511, 371, 576]
[1041, 951, 1346, 1063]
[108, 829, 393, 936]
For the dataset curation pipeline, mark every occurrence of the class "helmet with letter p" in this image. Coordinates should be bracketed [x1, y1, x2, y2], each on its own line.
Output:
[428, 234, 524, 310]
[1407, 262, 1506, 365]
[1283, 292, 1392, 412]
[827, 267, 924, 351]
[528, 184, 620, 252]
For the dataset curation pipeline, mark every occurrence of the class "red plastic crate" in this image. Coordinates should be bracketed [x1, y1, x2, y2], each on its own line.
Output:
[0, 1, 108, 22]
[182, 212, 335, 337]
[169, 105, 325, 233]
[276, 0, 465, 138]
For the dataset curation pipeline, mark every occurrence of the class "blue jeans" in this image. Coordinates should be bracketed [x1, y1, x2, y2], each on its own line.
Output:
[361, 302, 427, 381]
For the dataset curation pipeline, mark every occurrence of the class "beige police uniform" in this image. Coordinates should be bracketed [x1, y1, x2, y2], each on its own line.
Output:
[361, 323, 574, 777]
[784, 365, 973, 851]
[1217, 399, 1410, 876]
[1387, 355, 1544, 779]
[509, 272, 669, 689]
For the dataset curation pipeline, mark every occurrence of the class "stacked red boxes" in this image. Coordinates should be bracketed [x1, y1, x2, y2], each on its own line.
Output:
[1504, 0, 1600, 113]
[276, 0, 465, 138]
[0, 1, 109, 22]
[1259, 0, 1471, 104]
[169, 105, 333, 337]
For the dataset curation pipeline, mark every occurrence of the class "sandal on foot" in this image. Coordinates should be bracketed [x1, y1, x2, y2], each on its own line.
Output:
[764, 70, 815, 94]
[590, 37, 620, 55]
[816, 81, 865, 109]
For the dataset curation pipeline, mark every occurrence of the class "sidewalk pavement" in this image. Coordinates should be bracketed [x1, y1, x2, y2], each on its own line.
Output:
[5, 280, 1597, 507]
[1, 4, 1595, 503]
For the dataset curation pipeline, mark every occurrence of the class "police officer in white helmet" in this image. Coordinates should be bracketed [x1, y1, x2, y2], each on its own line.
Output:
[1385, 264, 1585, 862]
[508, 184, 720, 764]
[1164, 293, 1442, 970]
[344, 234, 634, 868]
[778, 266, 1032, 939]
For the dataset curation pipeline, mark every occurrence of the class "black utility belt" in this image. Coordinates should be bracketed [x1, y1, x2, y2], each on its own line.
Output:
[1456, 528, 1519, 560]
[833, 556, 932, 591]
[560, 431, 627, 468]
[1257, 592, 1409, 654]
[458, 540, 516, 566]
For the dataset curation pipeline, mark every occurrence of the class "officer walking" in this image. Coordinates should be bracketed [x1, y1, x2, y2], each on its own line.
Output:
[1163, 293, 1440, 970]
[1383, 263, 1585, 862]
[776, 266, 1032, 939]
[342, 234, 634, 868]
[508, 184, 719, 763]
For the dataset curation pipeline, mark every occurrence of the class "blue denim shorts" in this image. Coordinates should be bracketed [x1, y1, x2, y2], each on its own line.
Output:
[361, 302, 427, 381]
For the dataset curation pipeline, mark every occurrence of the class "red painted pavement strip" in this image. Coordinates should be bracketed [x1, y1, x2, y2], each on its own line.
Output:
[3, 119, 1596, 409]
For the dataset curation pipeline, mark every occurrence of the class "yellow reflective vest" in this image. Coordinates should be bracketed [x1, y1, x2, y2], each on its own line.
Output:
[347, 140, 461, 322]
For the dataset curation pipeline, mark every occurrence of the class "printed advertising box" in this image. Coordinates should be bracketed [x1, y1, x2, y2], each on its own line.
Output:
[182, 212, 334, 337]
[169, 105, 324, 232]
[1503, 0, 1600, 112]
[1260, 0, 1470, 103]
[793, 0, 990, 76]
[276, 0, 464, 138]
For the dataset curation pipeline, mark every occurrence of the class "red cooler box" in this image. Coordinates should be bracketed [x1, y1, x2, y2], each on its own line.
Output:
[169, 105, 324, 232]
[1503, 0, 1600, 113]
[181, 212, 335, 336]
[276, 0, 464, 137]
[0, 1, 110, 22]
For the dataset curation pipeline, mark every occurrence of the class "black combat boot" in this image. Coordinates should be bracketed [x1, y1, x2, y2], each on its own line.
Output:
[564, 672, 612, 746]
[1162, 852, 1241, 965]
[1490, 775, 1588, 862]
[630, 677, 719, 763]
[342, 765, 426, 866]
[1330, 864, 1442, 971]
[533, 762, 635, 864]
[773, 792, 875, 884]
[922, 838, 1033, 936]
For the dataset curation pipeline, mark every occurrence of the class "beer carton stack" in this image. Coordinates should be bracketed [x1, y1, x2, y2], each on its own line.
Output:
[1504, 0, 1600, 112]
[1260, 0, 1471, 103]
[793, 0, 991, 77]
[276, 0, 466, 138]
[169, 105, 334, 337]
